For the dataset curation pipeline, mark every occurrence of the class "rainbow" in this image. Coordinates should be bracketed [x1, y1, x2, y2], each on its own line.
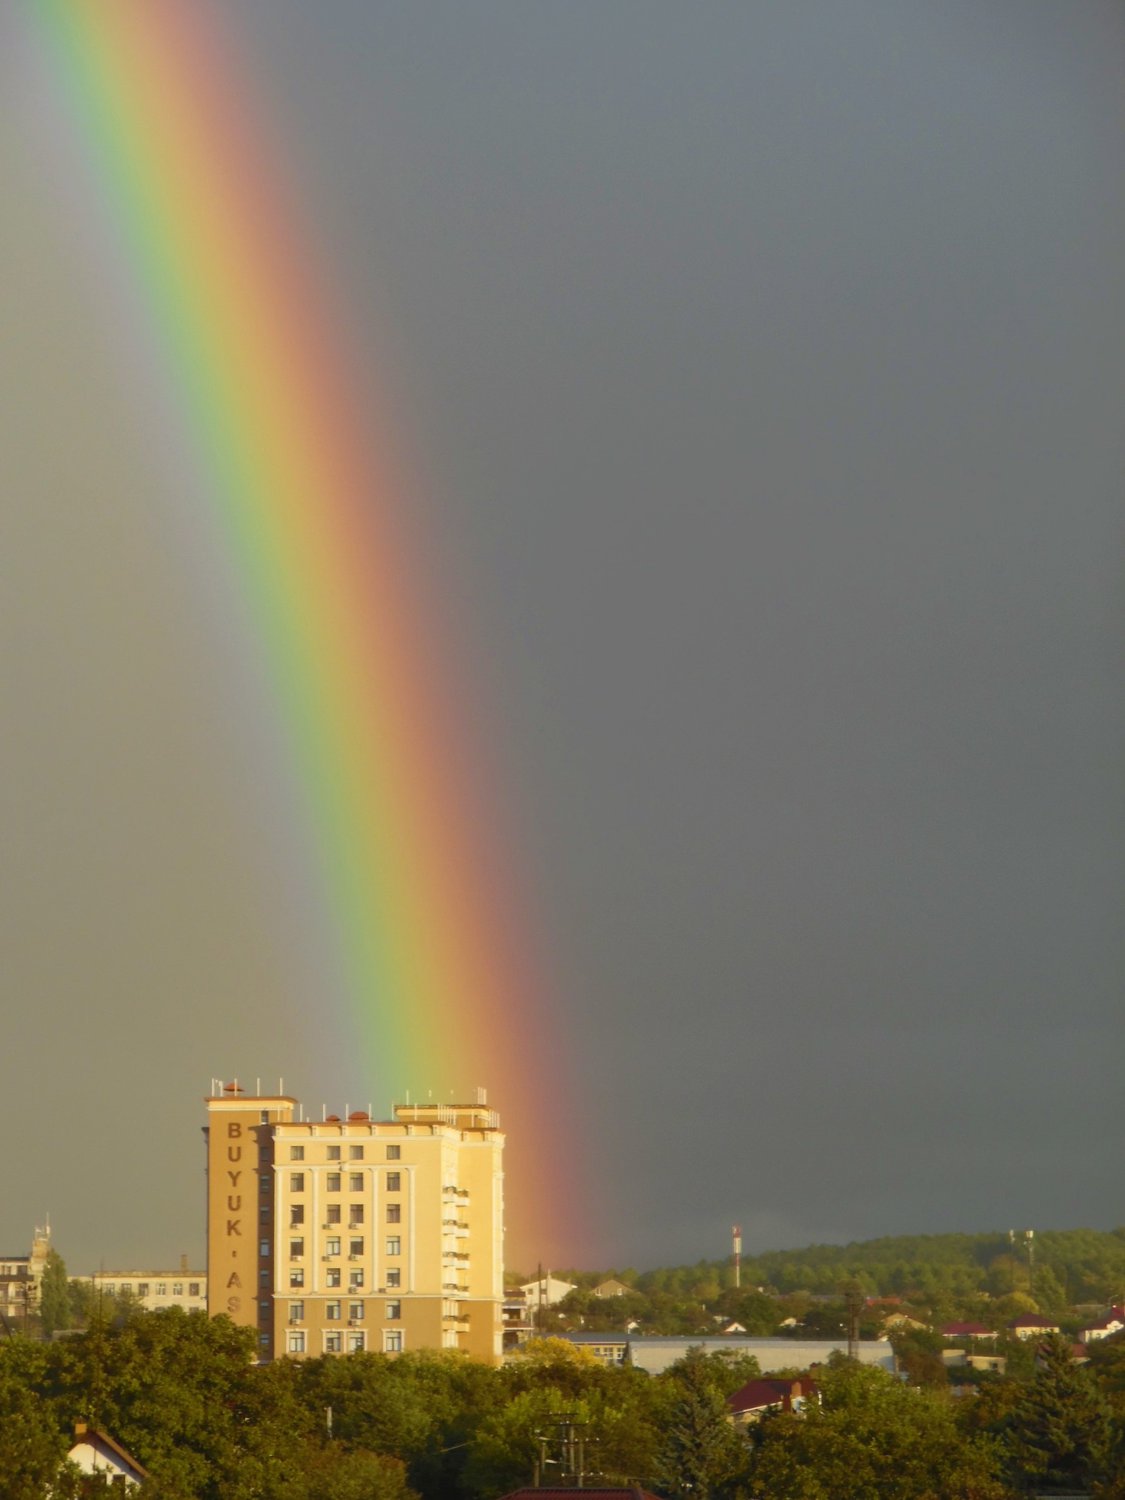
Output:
[32, 0, 571, 1259]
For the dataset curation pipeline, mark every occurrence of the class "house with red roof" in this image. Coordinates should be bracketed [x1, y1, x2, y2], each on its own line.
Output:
[1009, 1314, 1060, 1340]
[727, 1377, 817, 1428]
[939, 1321, 993, 1340]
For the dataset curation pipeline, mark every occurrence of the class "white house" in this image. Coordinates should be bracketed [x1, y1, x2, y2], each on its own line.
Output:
[66, 1424, 150, 1487]
[519, 1275, 577, 1309]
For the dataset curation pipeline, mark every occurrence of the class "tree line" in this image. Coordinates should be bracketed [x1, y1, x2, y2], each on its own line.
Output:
[3, 1304, 1125, 1499]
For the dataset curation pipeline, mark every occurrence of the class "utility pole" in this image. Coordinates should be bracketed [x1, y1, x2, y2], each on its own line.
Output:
[732, 1225, 742, 1290]
[533, 1415, 597, 1489]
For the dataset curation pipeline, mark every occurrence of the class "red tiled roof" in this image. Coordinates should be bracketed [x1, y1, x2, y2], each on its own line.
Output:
[1010, 1315, 1058, 1329]
[728, 1377, 814, 1414]
[940, 1322, 992, 1337]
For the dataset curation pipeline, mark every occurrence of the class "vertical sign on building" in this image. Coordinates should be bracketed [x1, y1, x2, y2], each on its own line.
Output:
[204, 1085, 295, 1360]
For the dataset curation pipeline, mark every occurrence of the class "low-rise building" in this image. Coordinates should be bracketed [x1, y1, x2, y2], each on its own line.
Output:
[83, 1263, 207, 1313]
[558, 1333, 896, 1376]
[939, 1322, 993, 1340]
[1009, 1314, 1060, 1340]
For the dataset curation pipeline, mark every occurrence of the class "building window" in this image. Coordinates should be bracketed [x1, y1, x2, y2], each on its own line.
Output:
[349, 1145, 364, 1160]
[290, 1268, 304, 1288]
[386, 1204, 401, 1224]
[349, 1173, 364, 1192]
[325, 1332, 342, 1352]
[349, 1270, 364, 1290]
[290, 1173, 305, 1192]
[386, 1269, 401, 1289]
[326, 1237, 341, 1257]
[156, 1284, 167, 1296]
[349, 1206, 365, 1227]
[137, 1283, 149, 1298]
[327, 1300, 341, 1321]
[173, 1283, 183, 1296]
[260, 1207, 270, 1224]
[289, 1238, 304, 1260]
[327, 1145, 341, 1161]
[386, 1173, 400, 1193]
[327, 1204, 341, 1225]
[259, 1240, 270, 1259]
[287, 1330, 305, 1354]
[350, 1237, 365, 1257]
[384, 1331, 403, 1353]
[326, 1268, 341, 1288]
[189, 1283, 200, 1297]
[260, 1334, 270, 1349]
[349, 1301, 364, 1321]
[260, 1270, 269, 1287]
[290, 1206, 304, 1226]
[289, 1301, 304, 1323]
[261, 1175, 270, 1194]
[386, 1145, 401, 1160]
[347, 1331, 366, 1353]
[386, 1300, 401, 1320]
[290, 1145, 305, 1161]
[326, 1173, 341, 1193]
[260, 1300, 271, 1316]
[385, 1237, 401, 1257]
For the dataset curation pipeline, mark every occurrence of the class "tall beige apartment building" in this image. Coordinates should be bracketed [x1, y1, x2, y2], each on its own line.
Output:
[204, 1082, 504, 1363]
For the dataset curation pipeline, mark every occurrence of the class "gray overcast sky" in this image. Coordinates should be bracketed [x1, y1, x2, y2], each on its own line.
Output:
[1, 1, 1123, 1273]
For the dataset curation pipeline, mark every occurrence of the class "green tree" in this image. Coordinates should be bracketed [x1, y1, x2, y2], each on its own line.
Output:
[1003, 1336, 1113, 1493]
[39, 1249, 73, 1336]
[0, 1353, 72, 1500]
[750, 1360, 1009, 1500]
[657, 1349, 751, 1498]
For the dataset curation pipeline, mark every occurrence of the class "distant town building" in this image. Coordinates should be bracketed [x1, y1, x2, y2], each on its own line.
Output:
[557, 1333, 897, 1376]
[939, 1321, 993, 1340]
[204, 1081, 504, 1363]
[1009, 1314, 1060, 1340]
[1079, 1313, 1125, 1343]
[591, 1278, 632, 1299]
[0, 1225, 50, 1326]
[82, 1262, 207, 1313]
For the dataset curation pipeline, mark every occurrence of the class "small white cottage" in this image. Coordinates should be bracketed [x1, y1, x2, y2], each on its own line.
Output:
[66, 1423, 150, 1487]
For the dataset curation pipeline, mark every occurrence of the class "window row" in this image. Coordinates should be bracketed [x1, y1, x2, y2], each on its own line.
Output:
[287, 1299, 401, 1322]
[287, 1329, 403, 1354]
[288, 1205, 401, 1227]
[288, 1144, 403, 1163]
[97, 1282, 201, 1298]
[289, 1268, 367, 1290]
[265, 1237, 403, 1259]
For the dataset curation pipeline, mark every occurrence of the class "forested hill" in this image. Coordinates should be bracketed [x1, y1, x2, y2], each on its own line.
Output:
[553, 1227, 1125, 1304]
